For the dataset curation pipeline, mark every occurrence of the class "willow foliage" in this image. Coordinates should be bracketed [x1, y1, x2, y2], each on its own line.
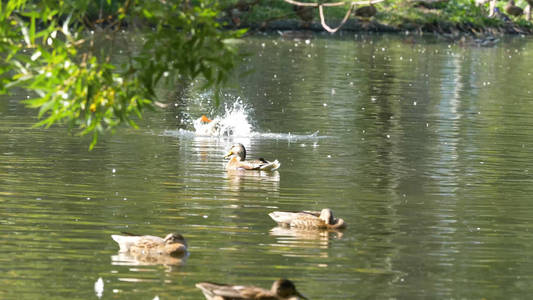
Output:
[0, 0, 245, 148]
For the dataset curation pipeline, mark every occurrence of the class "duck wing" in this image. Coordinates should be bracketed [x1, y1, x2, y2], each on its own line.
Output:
[112, 235, 165, 252]
[133, 235, 165, 247]
[129, 235, 168, 255]
[196, 282, 271, 299]
[237, 160, 264, 170]
[111, 235, 144, 252]
[259, 160, 280, 171]
[289, 214, 327, 229]
[269, 211, 302, 225]
[248, 158, 281, 171]
[269, 211, 324, 228]
[226, 157, 262, 170]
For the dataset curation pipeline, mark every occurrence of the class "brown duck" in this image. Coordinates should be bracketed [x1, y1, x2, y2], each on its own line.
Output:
[506, 0, 523, 16]
[224, 143, 280, 171]
[196, 279, 307, 300]
[294, 5, 315, 25]
[111, 233, 188, 257]
[354, 2, 377, 19]
[269, 208, 346, 230]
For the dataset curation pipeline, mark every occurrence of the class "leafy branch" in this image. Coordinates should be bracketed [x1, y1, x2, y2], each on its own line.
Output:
[0, 0, 245, 149]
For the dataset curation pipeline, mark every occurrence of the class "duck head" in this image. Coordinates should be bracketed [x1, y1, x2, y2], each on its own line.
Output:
[319, 208, 345, 228]
[163, 233, 187, 246]
[271, 279, 307, 299]
[319, 208, 334, 224]
[224, 143, 246, 161]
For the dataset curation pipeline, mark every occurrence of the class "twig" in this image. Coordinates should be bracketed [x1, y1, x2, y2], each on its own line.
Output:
[283, 0, 385, 33]
[283, 0, 385, 7]
[319, 4, 353, 33]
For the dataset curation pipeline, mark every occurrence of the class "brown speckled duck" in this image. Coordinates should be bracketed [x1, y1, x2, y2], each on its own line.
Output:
[111, 233, 188, 257]
[354, 1, 377, 19]
[269, 208, 346, 230]
[196, 279, 307, 300]
[506, 0, 523, 16]
[224, 143, 280, 171]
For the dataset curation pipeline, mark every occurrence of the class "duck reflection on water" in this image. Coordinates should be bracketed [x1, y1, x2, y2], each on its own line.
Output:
[111, 251, 187, 267]
[225, 168, 280, 192]
[269, 226, 343, 253]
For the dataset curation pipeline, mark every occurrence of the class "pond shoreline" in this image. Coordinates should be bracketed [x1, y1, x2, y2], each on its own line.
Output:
[238, 18, 532, 37]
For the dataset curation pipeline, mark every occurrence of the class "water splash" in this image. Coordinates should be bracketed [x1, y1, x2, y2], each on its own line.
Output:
[94, 277, 104, 299]
[162, 100, 328, 141]
[192, 101, 252, 137]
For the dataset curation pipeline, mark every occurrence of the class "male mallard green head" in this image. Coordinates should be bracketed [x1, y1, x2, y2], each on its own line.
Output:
[224, 143, 246, 160]
[272, 279, 308, 299]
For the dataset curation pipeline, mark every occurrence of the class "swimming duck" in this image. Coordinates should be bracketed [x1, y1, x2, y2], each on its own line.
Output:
[194, 115, 221, 136]
[200, 115, 212, 123]
[224, 143, 281, 171]
[111, 233, 188, 257]
[269, 208, 346, 229]
[196, 279, 307, 300]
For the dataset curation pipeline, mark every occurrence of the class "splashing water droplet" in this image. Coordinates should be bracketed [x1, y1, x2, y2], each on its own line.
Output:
[94, 278, 104, 299]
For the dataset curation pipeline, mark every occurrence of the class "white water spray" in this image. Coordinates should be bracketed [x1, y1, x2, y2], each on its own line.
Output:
[192, 101, 252, 137]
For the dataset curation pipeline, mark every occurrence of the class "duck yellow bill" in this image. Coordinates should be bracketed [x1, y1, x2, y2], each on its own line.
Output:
[224, 151, 233, 159]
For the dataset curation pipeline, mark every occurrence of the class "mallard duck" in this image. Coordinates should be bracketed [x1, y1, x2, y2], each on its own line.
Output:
[224, 143, 280, 171]
[196, 279, 307, 300]
[354, 2, 377, 19]
[278, 30, 313, 40]
[413, 0, 449, 9]
[200, 115, 212, 123]
[269, 208, 346, 229]
[194, 115, 221, 136]
[111, 233, 187, 257]
[294, 5, 315, 27]
[506, 0, 523, 16]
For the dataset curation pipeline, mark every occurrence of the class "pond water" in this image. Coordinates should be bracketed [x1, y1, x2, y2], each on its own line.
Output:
[2, 32, 533, 299]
